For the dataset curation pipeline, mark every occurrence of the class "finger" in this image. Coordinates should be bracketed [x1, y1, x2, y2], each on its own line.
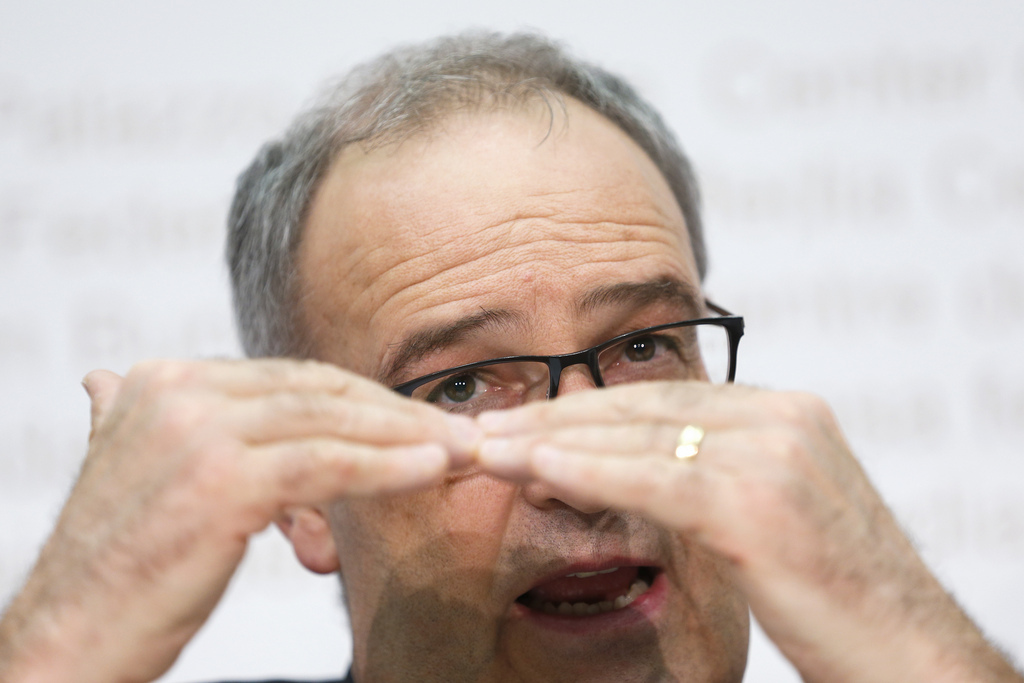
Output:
[528, 445, 722, 534]
[478, 420, 684, 479]
[82, 369, 124, 429]
[477, 380, 742, 436]
[254, 440, 450, 504]
[231, 392, 481, 461]
[126, 357, 404, 402]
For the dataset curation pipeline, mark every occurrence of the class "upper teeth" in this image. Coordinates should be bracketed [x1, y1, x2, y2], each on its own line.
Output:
[565, 567, 620, 579]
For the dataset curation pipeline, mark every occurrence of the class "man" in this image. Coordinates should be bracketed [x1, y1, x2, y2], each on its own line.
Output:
[0, 31, 1019, 683]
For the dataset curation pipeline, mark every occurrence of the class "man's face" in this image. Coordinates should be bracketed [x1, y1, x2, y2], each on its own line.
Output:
[296, 99, 748, 682]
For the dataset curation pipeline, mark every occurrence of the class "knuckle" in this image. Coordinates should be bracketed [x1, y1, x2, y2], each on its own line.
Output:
[273, 449, 318, 495]
[791, 391, 833, 422]
[765, 391, 832, 429]
[329, 453, 362, 485]
[185, 439, 246, 497]
[804, 394, 840, 432]
[279, 357, 360, 396]
[128, 360, 206, 399]
[250, 358, 293, 386]
[759, 391, 803, 425]
[151, 394, 211, 442]
[763, 427, 810, 470]
[282, 391, 333, 420]
[266, 358, 309, 378]
[331, 404, 363, 437]
[273, 442, 356, 498]
[732, 463, 801, 519]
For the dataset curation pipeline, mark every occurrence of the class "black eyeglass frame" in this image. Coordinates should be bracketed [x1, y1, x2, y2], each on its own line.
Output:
[393, 301, 744, 401]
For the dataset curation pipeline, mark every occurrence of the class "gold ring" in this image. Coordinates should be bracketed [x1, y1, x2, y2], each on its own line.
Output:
[675, 425, 705, 460]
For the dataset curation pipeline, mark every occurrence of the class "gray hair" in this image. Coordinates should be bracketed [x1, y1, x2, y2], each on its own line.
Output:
[227, 31, 706, 358]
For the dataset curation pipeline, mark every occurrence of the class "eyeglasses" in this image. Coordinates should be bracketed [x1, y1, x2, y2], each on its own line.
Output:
[393, 301, 743, 416]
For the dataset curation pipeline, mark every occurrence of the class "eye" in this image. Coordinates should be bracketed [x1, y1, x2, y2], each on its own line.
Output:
[427, 373, 478, 404]
[624, 335, 659, 362]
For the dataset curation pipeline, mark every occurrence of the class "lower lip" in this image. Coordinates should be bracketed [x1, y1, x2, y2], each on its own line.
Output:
[509, 569, 667, 635]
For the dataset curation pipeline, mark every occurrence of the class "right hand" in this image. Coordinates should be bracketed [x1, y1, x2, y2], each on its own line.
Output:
[0, 359, 479, 683]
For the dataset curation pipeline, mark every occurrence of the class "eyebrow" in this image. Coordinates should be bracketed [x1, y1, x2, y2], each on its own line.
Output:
[378, 308, 528, 385]
[378, 276, 704, 387]
[574, 276, 704, 319]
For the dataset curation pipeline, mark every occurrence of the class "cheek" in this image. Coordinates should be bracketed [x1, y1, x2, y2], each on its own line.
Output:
[330, 475, 520, 588]
[669, 544, 749, 664]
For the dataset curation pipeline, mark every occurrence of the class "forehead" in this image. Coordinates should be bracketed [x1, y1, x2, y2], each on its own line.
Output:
[297, 99, 699, 376]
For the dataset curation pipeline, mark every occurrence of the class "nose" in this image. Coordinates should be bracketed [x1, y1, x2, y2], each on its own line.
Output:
[525, 363, 608, 513]
[521, 479, 611, 514]
[551, 363, 600, 398]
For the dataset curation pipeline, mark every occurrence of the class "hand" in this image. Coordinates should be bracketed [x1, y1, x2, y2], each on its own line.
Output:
[477, 381, 1022, 683]
[0, 359, 479, 683]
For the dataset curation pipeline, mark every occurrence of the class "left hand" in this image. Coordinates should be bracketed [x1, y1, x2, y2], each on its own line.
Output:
[476, 381, 1021, 683]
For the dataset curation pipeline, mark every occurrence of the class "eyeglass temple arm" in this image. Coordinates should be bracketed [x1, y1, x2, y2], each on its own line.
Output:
[704, 299, 736, 317]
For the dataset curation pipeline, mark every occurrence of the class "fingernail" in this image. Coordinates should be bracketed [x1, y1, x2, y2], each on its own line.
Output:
[81, 374, 94, 399]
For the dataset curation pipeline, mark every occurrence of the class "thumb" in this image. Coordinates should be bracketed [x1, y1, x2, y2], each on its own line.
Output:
[82, 369, 124, 430]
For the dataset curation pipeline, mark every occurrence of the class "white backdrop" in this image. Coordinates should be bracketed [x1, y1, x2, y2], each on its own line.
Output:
[1, 1, 1022, 681]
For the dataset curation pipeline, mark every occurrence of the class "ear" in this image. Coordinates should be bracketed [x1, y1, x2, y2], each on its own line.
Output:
[276, 506, 341, 574]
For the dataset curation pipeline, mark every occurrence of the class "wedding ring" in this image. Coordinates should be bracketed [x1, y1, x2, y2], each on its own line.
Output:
[675, 425, 705, 460]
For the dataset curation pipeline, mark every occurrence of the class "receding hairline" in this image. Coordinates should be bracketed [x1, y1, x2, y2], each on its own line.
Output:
[333, 77, 573, 155]
[228, 31, 707, 360]
[294, 96, 695, 369]
[307, 89, 573, 206]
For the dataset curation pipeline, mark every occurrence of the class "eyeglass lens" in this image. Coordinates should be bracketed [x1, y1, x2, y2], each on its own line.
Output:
[406, 323, 731, 415]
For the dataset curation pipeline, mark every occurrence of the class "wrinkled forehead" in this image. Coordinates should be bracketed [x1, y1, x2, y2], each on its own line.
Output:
[296, 100, 698, 375]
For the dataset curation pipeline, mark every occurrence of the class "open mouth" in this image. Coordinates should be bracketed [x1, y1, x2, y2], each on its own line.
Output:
[515, 566, 659, 616]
